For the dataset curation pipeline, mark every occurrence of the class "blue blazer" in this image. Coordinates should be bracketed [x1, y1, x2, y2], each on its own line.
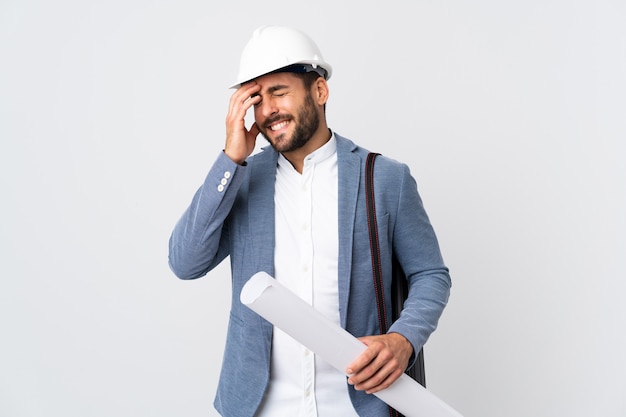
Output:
[169, 134, 451, 417]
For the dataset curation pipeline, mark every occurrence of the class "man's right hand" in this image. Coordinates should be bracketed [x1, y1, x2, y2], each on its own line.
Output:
[224, 82, 262, 164]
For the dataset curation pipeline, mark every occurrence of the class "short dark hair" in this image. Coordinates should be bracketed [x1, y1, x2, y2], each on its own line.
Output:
[297, 71, 327, 112]
[297, 71, 323, 89]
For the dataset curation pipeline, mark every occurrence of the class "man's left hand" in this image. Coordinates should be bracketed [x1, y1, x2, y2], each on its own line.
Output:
[346, 332, 414, 394]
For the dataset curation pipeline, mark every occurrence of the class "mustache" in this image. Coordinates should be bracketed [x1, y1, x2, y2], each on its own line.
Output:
[264, 114, 292, 126]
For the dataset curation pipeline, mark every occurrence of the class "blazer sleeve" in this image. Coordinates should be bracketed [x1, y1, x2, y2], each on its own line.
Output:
[168, 151, 247, 279]
[386, 162, 451, 356]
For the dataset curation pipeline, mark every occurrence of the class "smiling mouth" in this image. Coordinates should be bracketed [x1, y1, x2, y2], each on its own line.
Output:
[269, 120, 290, 131]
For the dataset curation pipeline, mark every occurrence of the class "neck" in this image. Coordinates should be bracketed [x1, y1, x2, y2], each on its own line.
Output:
[282, 126, 331, 174]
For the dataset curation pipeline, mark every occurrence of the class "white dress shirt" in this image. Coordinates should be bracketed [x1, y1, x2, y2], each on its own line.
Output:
[255, 135, 359, 417]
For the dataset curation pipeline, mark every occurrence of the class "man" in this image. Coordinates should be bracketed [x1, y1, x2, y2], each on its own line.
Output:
[168, 25, 451, 417]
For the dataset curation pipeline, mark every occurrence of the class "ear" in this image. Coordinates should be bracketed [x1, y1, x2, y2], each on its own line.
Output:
[312, 77, 329, 106]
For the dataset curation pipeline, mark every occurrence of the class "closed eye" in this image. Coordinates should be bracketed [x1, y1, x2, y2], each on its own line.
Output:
[267, 84, 289, 96]
[252, 84, 290, 107]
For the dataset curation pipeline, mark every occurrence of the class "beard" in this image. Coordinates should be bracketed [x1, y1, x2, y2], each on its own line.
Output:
[260, 92, 320, 153]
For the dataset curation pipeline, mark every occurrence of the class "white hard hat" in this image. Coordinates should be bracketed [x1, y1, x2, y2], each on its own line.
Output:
[230, 25, 332, 89]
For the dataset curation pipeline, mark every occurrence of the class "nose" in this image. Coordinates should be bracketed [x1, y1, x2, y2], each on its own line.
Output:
[255, 95, 278, 120]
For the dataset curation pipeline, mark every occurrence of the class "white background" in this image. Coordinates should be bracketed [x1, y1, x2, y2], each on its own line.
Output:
[1, 1, 625, 416]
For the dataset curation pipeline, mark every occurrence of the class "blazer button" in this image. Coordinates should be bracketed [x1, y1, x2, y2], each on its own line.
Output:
[217, 184, 225, 192]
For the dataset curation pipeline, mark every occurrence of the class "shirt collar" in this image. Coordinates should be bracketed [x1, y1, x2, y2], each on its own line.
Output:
[303, 131, 337, 164]
[277, 131, 337, 170]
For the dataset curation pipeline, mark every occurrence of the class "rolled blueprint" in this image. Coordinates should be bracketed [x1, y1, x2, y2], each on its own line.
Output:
[240, 271, 463, 417]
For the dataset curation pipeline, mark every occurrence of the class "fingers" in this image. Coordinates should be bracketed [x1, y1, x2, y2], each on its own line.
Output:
[346, 340, 399, 393]
[249, 121, 260, 139]
[352, 364, 404, 394]
[226, 83, 260, 126]
[346, 336, 380, 376]
[225, 83, 261, 164]
[346, 334, 413, 394]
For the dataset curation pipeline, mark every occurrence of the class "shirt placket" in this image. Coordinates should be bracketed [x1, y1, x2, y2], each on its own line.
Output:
[299, 158, 317, 416]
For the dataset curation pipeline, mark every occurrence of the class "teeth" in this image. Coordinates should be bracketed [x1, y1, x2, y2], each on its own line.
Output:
[270, 121, 288, 131]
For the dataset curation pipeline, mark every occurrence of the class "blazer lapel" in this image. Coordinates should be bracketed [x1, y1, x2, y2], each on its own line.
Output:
[245, 148, 279, 347]
[336, 135, 361, 329]
[247, 148, 278, 276]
